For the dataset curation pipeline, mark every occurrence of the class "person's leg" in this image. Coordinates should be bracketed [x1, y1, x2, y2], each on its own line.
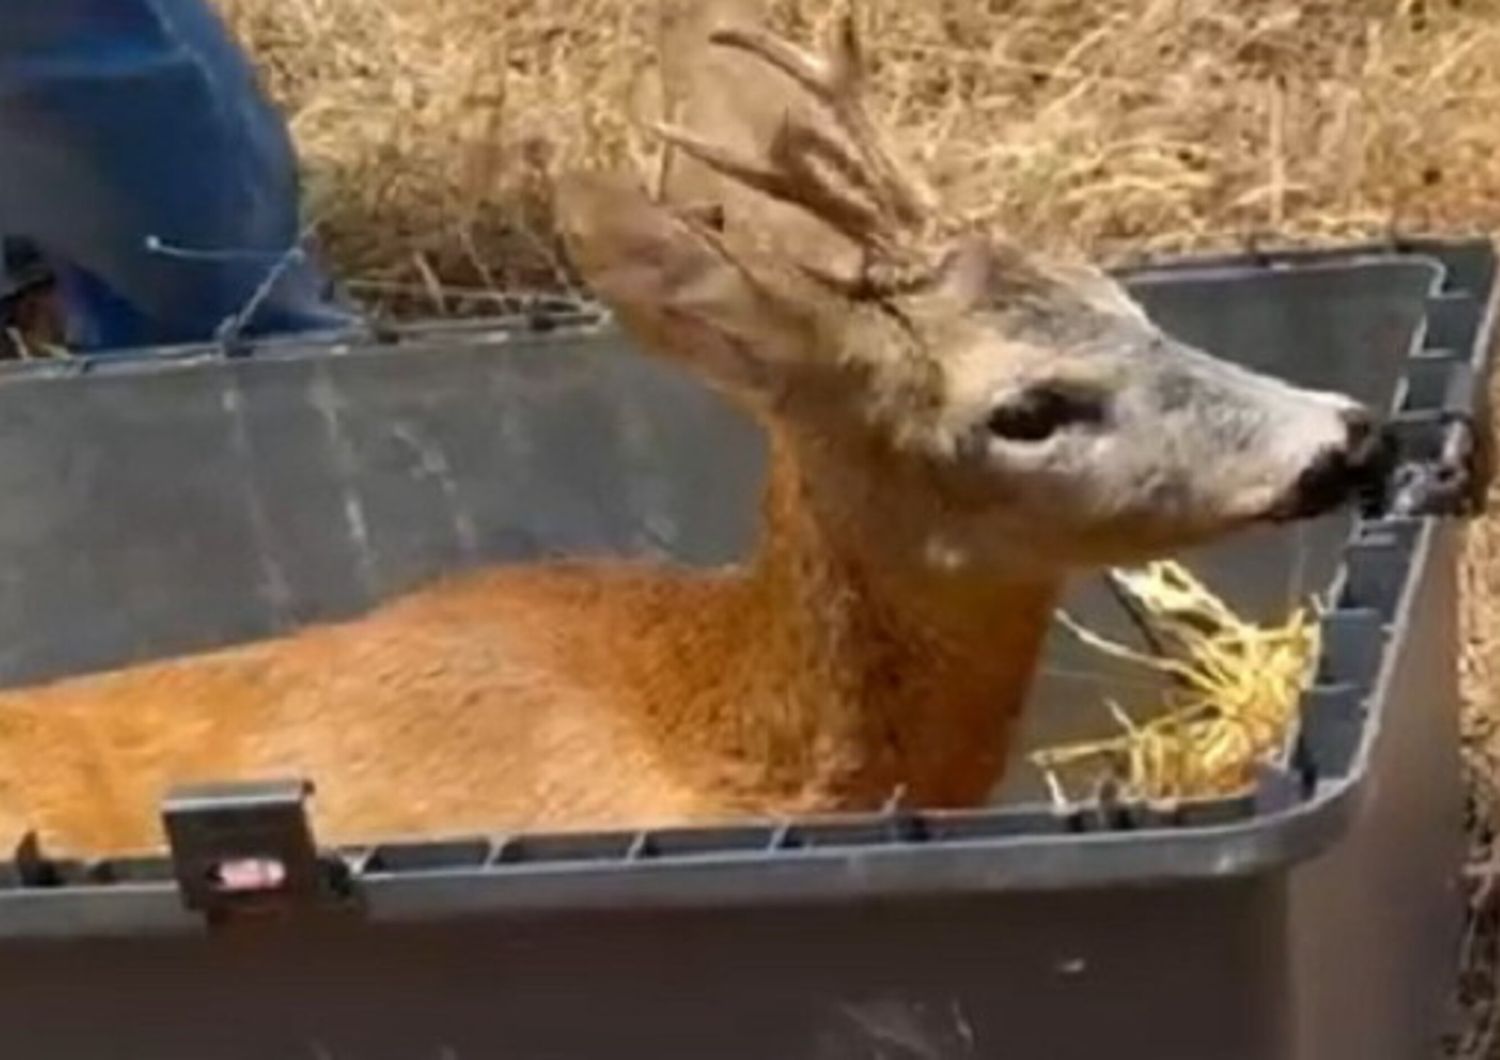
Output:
[0, 0, 355, 354]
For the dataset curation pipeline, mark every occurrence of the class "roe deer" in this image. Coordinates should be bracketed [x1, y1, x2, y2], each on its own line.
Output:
[0, 6, 1394, 858]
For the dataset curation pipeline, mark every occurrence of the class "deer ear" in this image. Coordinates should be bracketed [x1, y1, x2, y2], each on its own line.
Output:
[557, 171, 810, 396]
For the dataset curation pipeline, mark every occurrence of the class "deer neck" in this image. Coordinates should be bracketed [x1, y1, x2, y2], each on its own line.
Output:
[638, 429, 1062, 814]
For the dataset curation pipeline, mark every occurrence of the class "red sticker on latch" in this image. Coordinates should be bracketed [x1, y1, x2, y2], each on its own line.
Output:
[213, 857, 287, 892]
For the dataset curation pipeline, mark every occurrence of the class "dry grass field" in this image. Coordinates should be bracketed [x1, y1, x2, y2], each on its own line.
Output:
[214, 0, 1500, 1052]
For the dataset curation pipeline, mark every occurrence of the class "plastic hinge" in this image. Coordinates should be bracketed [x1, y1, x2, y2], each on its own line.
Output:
[1424, 293, 1480, 353]
[1339, 524, 1417, 621]
[1292, 683, 1367, 787]
[161, 778, 356, 925]
[1317, 610, 1387, 691]
[1252, 761, 1306, 814]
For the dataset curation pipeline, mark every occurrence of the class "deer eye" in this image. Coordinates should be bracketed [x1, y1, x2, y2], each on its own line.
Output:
[986, 386, 1106, 443]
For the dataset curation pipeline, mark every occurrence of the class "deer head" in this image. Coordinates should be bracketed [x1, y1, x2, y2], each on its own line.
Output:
[559, 7, 1394, 579]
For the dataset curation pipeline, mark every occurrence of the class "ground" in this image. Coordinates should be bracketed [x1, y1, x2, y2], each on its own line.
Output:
[210, 0, 1500, 1053]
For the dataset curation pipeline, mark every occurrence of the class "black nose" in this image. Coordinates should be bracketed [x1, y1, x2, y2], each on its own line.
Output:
[1275, 406, 1400, 521]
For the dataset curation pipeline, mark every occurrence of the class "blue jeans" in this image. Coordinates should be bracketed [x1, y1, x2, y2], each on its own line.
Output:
[0, 0, 354, 353]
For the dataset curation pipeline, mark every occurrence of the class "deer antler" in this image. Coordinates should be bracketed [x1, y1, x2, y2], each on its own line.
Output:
[652, 6, 938, 295]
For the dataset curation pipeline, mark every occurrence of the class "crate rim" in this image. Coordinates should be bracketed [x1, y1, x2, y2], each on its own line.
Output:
[0, 237, 1488, 938]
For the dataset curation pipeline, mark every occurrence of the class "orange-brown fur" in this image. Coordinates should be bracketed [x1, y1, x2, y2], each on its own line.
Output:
[0, 431, 1053, 856]
[0, 0, 1381, 860]
[0, 0, 1064, 860]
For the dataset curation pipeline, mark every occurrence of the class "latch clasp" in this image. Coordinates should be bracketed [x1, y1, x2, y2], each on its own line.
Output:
[161, 777, 356, 925]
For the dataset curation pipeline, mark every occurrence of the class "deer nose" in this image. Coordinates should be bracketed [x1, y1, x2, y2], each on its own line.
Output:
[1273, 405, 1400, 521]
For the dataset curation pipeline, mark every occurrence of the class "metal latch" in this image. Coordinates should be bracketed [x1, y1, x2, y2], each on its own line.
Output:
[162, 777, 356, 925]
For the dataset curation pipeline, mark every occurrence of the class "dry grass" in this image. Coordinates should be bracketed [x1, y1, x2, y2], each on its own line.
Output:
[214, 0, 1500, 309]
[211, 0, 1500, 1052]
[1034, 561, 1322, 807]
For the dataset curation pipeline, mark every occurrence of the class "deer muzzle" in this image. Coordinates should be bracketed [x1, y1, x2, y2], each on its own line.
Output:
[1269, 404, 1400, 522]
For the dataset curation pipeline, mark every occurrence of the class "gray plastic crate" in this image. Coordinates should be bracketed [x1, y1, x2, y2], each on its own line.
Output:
[0, 240, 1490, 1060]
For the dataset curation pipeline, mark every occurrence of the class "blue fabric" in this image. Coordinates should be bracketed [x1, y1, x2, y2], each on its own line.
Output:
[0, 0, 356, 353]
